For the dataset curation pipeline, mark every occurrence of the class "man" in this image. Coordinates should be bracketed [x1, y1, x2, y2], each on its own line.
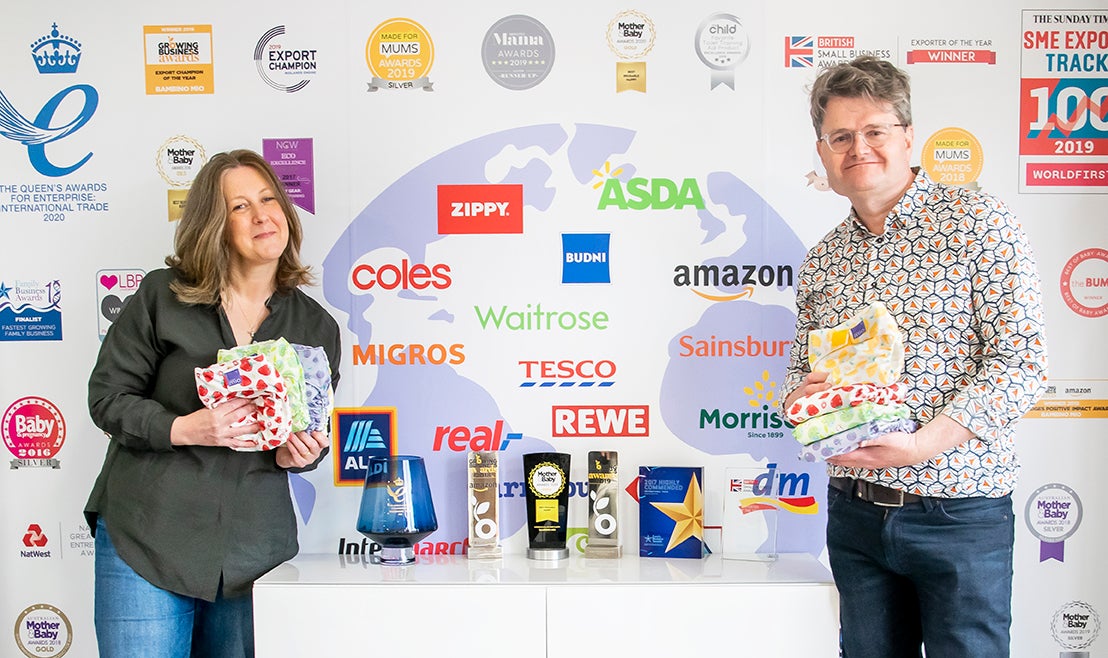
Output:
[782, 56, 1048, 657]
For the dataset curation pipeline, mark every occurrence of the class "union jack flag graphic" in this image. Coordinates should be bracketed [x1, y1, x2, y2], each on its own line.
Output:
[785, 35, 814, 67]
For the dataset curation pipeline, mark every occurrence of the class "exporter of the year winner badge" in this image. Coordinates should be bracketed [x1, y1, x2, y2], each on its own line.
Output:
[607, 10, 655, 93]
[366, 18, 434, 91]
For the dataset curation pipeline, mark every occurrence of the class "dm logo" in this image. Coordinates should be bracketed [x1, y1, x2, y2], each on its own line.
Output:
[730, 462, 818, 515]
[333, 407, 396, 486]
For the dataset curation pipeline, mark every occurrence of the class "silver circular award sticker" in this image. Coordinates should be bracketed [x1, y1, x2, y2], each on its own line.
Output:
[482, 15, 555, 90]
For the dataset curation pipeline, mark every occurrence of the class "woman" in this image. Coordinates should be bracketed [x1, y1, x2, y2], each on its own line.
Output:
[85, 149, 341, 657]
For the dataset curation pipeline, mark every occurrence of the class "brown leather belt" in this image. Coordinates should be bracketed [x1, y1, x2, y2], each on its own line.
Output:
[829, 476, 923, 507]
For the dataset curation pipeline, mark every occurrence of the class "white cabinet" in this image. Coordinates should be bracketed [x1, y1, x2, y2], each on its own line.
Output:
[253, 553, 839, 657]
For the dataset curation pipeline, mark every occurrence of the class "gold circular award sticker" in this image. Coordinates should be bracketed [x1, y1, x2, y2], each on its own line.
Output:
[14, 604, 72, 658]
[920, 127, 983, 188]
[366, 18, 434, 91]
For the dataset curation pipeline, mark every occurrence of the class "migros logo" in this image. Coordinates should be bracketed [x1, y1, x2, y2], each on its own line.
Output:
[351, 259, 452, 291]
[592, 161, 704, 211]
[353, 343, 465, 366]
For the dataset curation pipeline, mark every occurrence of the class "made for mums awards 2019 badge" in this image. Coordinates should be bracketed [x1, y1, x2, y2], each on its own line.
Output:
[366, 18, 435, 91]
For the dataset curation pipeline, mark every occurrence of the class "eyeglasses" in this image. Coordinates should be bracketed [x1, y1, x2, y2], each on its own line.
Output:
[819, 123, 907, 153]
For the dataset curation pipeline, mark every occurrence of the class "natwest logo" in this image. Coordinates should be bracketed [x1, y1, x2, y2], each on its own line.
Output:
[432, 421, 521, 451]
[520, 359, 616, 387]
[351, 259, 452, 291]
[22, 524, 48, 547]
[552, 405, 649, 437]
[438, 184, 523, 234]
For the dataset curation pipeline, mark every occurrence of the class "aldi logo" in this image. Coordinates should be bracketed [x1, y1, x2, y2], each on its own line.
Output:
[437, 184, 523, 234]
[332, 407, 396, 486]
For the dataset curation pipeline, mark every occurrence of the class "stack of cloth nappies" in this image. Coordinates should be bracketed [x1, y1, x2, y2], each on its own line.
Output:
[194, 337, 334, 452]
[788, 302, 919, 462]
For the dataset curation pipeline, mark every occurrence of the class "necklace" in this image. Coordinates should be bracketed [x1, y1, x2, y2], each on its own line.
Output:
[226, 293, 268, 342]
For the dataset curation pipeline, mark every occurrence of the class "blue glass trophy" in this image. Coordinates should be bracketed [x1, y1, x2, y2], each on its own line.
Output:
[356, 455, 438, 565]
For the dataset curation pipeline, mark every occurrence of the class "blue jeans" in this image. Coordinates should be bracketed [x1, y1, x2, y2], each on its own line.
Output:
[94, 518, 254, 658]
[826, 486, 1014, 658]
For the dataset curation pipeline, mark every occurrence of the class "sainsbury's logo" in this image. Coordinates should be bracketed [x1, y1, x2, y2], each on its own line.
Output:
[438, 184, 523, 234]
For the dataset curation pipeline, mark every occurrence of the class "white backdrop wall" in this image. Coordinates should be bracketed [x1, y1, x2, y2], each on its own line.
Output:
[2, 1, 1106, 656]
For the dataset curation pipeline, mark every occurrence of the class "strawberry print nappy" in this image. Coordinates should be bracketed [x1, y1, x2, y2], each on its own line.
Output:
[790, 402, 911, 446]
[291, 343, 333, 432]
[798, 418, 919, 462]
[219, 338, 309, 433]
[194, 353, 293, 451]
[808, 302, 904, 386]
[785, 382, 908, 425]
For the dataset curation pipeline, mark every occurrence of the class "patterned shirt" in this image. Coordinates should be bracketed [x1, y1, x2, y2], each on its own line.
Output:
[783, 169, 1048, 498]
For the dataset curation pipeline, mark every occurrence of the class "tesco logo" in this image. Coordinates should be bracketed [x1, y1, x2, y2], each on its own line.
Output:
[519, 359, 616, 387]
[351, 259, 452, 291]
[551, 405, 649, 437]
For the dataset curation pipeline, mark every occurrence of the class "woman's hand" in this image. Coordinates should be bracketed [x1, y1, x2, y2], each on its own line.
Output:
[170, 398, 261, 449]
[276, 430, 330, 469]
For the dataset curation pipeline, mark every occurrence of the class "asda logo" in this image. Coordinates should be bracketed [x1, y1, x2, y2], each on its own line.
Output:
[595, 170, 705, 210]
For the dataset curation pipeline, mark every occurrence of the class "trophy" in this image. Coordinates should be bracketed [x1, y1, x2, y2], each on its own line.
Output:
[356, 455, 438, 565]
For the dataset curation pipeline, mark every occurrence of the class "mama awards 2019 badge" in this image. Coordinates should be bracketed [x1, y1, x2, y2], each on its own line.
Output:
[366, 18, 434, 91]
[607, 10, 655, 93]
[694, 13, 749, 90]
[921, 127, 984, 190]
[155, 135, 206, 221]
[482, 15, 555, 90]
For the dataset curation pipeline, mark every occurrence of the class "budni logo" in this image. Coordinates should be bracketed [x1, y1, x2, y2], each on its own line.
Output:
[562, 233, 611, 284]
[333, 408, 395, 486]
[0, 23, 96, 176]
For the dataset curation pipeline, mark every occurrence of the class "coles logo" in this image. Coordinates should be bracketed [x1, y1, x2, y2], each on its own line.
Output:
[3, 396, 65, 464]
[519, 359, 616, 387]
[351, 259, 452, 291]
[437, 184, 523, 234]
[552, 405, 649, 437]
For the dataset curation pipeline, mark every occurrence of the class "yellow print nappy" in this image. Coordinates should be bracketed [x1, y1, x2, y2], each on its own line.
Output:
[808, 302, 904, 387]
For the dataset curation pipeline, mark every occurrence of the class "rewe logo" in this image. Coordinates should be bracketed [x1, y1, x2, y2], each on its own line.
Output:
[729, 462, 818, 515]
[438, 184, 523, 234]
[552, 405, 649, 437]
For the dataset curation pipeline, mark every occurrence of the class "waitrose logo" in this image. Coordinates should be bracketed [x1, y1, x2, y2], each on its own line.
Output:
[474, 303, 609, 331]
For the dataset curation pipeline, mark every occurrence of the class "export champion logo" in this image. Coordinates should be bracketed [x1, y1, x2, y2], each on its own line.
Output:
[254, 25, 318, 92]
[0, 23, 97, 177]
[332, 407, 396, 486]
[729, 462, 818, 515]
[3, 396, 65, 469]
[438, 184, 523, 234]
[674, 261, 794, 301]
